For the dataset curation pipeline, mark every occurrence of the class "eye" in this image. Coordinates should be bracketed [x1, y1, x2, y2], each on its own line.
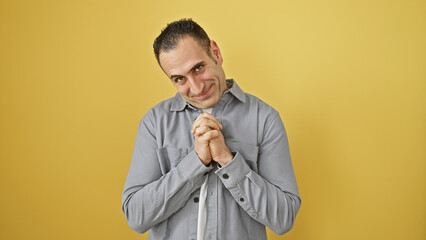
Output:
[194, 65, 203, 72]
[173, 77, 185, 85]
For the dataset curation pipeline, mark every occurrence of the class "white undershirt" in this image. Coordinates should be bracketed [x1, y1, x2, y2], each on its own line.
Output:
[197, 108, 212, 240]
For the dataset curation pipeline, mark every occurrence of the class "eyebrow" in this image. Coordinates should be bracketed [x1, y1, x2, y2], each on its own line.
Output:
[170, 61, 205, 79]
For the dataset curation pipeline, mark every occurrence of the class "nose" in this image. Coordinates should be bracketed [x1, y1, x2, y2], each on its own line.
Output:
[188, 76, 204, 96]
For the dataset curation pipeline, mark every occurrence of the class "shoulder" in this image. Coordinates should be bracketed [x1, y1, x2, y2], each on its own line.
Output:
[243, 93, 279, 118]
[140, 96, 176, 125]
[149, 97, 175, 114]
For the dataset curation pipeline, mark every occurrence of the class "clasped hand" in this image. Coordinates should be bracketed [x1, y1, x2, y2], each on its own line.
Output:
[192, 112, 233, 166]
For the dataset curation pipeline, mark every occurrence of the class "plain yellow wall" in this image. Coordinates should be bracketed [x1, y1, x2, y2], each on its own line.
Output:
[1, 0, 425, 239]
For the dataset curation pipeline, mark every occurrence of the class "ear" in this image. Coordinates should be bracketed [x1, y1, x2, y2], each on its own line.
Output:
[210, 40, 223, 65]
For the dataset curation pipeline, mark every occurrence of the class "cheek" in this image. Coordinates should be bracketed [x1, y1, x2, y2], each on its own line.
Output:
[177, 85, 190, 96]
[200, 67, 216, 79]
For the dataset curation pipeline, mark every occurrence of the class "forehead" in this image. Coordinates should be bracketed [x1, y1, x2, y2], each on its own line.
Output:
[159, 37, 209, 77]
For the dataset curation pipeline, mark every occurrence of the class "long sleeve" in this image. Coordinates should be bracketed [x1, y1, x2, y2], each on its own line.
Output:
[121, 112, 213, 234]
[215, 112, 301, 235]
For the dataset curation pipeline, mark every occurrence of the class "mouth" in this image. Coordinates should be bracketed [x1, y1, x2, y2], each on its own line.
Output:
[194, 85, 213, 100]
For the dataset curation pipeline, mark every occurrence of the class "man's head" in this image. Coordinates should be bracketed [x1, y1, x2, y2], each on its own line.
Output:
[153, 19, 228, 109]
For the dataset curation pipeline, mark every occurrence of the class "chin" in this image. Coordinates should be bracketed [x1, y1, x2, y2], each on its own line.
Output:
[189, 95, 220, 109]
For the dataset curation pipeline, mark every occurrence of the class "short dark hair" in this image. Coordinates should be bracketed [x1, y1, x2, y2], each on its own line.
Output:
[153, 18, 212, 65]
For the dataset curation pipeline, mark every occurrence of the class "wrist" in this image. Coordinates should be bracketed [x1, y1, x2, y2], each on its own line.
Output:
[215, 150, 234, 166]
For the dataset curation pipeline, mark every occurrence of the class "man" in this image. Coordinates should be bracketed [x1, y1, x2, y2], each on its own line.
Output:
[122, 19, 301, 240]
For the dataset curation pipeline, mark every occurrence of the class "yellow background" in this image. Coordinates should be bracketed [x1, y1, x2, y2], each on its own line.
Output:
[1, 0, 425, 239]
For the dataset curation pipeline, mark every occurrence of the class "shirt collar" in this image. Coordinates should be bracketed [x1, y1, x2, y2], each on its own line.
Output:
[170, 79, 246, 112]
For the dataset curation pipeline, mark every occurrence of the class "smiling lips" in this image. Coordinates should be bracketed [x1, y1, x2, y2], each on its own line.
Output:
[194, 85, 213, 100]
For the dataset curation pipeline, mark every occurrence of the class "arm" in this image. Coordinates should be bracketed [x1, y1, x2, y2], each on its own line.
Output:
[121, 112, 213, 234]
[214, 113, 301, 235]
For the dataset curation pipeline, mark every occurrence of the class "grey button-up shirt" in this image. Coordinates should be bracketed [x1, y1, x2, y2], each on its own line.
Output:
[122, 80, 301, 240]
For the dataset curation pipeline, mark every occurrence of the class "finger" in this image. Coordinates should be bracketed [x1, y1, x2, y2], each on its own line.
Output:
[194, 125, 211, 137]
[193, 113, 222, 129]
[199, 129, 220, 142]
[192, 117, 222, 133]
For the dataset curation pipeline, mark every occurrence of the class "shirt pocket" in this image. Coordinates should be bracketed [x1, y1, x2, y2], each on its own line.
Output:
[226, 141, 259, 173]
[156, 147, 189, 174]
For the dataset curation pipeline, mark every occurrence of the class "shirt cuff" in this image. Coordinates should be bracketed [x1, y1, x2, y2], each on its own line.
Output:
[176, 150, 214, 185]
[215, 151, 251, 188]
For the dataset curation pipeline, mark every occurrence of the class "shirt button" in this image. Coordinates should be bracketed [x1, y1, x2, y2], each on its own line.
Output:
[240, 197, 245, 202]
[222, 174, 229, 179]
[194, 197, 199, 203]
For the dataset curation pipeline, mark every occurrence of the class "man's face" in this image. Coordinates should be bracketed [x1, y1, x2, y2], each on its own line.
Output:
[159, 37, 227, 109]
